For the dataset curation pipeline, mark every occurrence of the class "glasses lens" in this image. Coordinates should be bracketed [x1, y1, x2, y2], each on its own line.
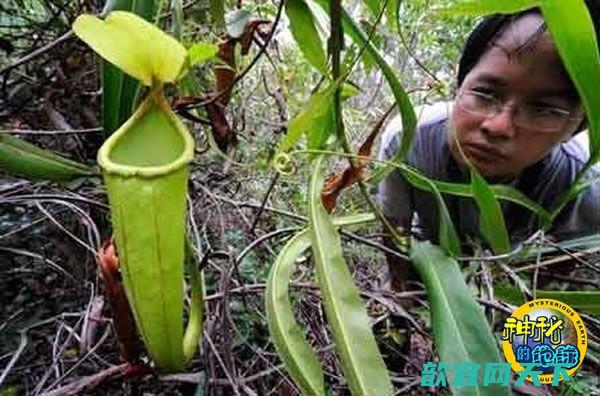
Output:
[459, 91, 495, 116]
[515, 106, 570, 132]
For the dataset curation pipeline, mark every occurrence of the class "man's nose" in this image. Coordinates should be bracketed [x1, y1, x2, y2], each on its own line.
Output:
[480, 106, 516, 139]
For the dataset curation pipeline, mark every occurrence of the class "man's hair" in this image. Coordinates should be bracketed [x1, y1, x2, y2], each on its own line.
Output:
[457, 0, 600, 88]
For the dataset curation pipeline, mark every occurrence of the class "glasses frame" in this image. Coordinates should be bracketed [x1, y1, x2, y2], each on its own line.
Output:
[456, 89, 582, 133]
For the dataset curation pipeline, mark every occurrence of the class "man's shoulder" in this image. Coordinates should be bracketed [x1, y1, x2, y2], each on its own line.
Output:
[558, 132, 591, 168]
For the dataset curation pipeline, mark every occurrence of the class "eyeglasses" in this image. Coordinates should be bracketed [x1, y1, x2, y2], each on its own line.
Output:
[457, 90, 580, 132]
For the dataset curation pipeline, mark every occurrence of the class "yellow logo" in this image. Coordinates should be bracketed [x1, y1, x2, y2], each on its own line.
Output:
[501, 299, 587, 384]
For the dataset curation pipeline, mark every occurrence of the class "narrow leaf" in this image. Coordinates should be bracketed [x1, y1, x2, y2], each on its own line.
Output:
[286, 0, 328, 75]
[390, 164, 462, 255]
[170, 0, 184, 42]
[410, 240, 512, 396]
[550, 172, 600, 223]
[266, 231, 325, 395]
[210, 0, 226, 31]
[471, 170, 511, 253]
[364, 0, 382, 18]
[281, 82, 338, 151]
[378, 162, 551, 226]
[540, 1, 600, 160]
[495, 284, 600, 315]
[309, 155, 393, 395]
[73, 11, 187, 86]
[439, 0, 540, 15]
[266, 213, 375, 396]
[0, 134, 92, 181]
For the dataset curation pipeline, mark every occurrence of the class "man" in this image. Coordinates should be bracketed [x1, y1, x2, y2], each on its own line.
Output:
[378, 8, 600, 289]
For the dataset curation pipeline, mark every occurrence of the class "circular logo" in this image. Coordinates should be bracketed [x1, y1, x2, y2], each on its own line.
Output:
[501, 299, 587, 384]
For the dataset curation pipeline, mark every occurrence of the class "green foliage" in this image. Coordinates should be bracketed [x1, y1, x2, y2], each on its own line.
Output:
[471, 170, 511, 254]
[308, 156, 393, 396]
[373, 161, 552, 225]
[314, 0, 418, 162]
[280, 82, 338, 152]
[188, 43, 218, 66]
[0, 133, 92, 181]
[266, 213, 375, 395]
[410, 240, 512, 396]
[285, 0, 328, 75]
[495, 285, 600, 315]
[266, 231, 325, 395]
[385, 163, 461, 255]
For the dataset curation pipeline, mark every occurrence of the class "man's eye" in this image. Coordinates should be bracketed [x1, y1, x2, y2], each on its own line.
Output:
[471, 87, 495, 96]
[529, 106, 569, 118]
[470, 90, 496, 103]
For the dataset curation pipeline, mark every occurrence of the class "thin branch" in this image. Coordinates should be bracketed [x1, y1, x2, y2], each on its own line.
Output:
[0, 128, 102, 135]
[38, 364, 127, 396]
[0, 333, 27, 387]
[0, 30, 74, 77]
[249, 173, 280, 233]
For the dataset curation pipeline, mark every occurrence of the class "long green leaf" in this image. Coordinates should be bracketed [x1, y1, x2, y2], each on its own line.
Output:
[540, 1, 600, 159]
[266, 213, 375, 396]
[183, 251, 204, 362]
[495, 284, 600, 315]
[394, 164, 461, 256]
[379, 161, 551, 225]
[0, 133, 92, 181]
[308, 155, 393, 395]
[266, 231, 324, 395]
[410, 240, 512, 396]
[471, 170, 511, 253]
[439, 0, 539, 15]
[313, 0, 417, 162]
[364, 0, 382, 18]
[286, 0, 328, 75]
[210, 0, 226, 31]
[100, 0, 160, 137]
[170, 0, 184, 42]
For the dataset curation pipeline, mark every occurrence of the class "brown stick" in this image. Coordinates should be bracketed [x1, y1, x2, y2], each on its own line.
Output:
[39, 363, 127, 396]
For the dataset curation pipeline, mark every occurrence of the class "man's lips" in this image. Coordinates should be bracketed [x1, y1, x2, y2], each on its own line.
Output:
[463, 143, 508, 161]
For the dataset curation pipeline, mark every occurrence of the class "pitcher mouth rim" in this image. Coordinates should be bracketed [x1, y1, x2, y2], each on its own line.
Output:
[97, 88, 194, 178]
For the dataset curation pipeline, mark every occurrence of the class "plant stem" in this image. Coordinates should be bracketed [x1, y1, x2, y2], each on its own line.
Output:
[329, 0, 406, 249]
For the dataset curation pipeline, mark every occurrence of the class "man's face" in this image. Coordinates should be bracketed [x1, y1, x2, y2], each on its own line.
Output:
[449, 14, 584, 180]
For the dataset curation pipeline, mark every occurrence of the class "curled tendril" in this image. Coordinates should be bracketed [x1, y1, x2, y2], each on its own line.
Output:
[272, 152, 296, 175]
